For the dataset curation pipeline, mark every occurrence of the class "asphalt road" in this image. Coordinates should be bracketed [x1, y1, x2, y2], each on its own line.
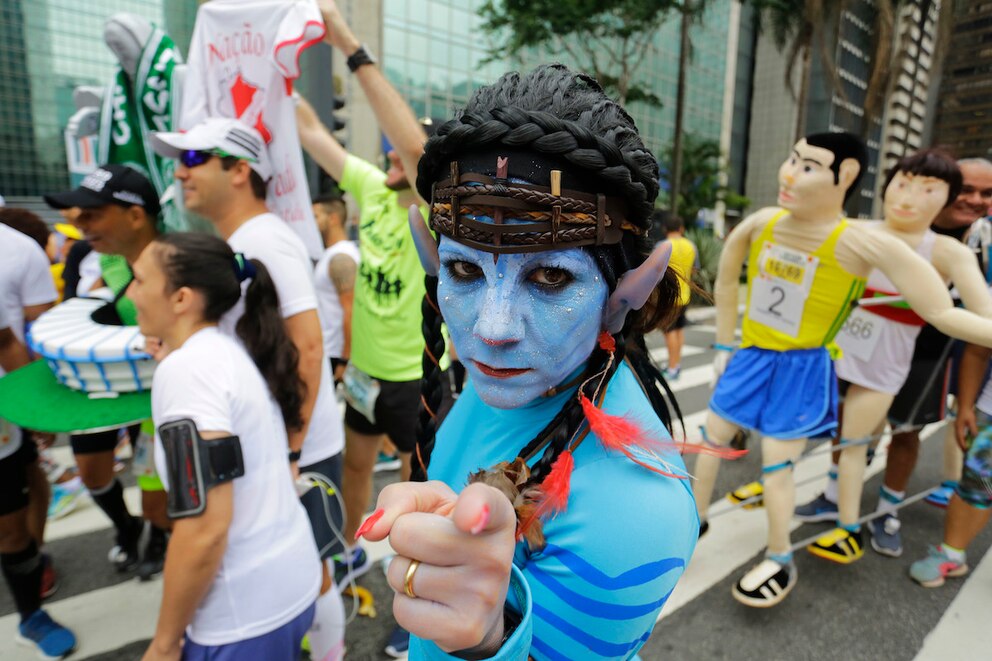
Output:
[4, 322, 989, 660]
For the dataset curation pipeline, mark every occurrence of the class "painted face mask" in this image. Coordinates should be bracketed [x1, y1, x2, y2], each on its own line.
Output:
[437, 235, 608, 409]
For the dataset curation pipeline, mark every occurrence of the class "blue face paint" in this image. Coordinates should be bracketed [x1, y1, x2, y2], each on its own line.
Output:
[437, 235, 608, 409]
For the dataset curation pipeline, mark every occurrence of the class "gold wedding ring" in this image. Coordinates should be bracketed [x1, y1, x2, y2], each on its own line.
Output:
[404, 559, 421, 599]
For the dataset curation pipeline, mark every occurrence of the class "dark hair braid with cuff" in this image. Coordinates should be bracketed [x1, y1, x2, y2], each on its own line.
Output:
[413, 64, 682, 484]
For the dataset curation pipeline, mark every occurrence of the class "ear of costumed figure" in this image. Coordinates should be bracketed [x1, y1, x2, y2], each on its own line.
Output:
[603, 240, 672, 334]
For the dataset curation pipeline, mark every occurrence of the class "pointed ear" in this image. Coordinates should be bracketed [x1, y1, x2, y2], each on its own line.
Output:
[603, 241, 672, 334]
[408, 205, 439, 277]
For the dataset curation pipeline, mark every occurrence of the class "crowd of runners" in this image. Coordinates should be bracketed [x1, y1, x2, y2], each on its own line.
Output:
[2, 1, 992, 660]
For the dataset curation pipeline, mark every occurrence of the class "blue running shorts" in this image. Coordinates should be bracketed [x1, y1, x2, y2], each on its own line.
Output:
[710, 346, 838, 440]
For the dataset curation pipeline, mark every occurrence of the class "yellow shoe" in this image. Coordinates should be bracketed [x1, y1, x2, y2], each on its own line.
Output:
[726, 480, 764, 509]
[807, 527, 864, 564]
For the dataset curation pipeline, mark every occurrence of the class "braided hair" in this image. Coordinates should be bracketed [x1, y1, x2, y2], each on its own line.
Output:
[413, 64, 683, 485]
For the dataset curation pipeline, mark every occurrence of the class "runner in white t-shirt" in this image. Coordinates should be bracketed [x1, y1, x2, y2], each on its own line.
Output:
[0, 248, 76, 659]
[131, 233, 319, 659]
[151, 118, 346, 661]
[312, 193, 359, 382]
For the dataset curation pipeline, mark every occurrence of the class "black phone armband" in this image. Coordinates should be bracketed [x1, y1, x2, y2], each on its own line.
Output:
[159, 418, 245, 519]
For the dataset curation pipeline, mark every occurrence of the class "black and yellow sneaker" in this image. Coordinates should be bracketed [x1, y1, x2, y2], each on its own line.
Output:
[807, 527, 864, 564]
[726, 480, 764, 509]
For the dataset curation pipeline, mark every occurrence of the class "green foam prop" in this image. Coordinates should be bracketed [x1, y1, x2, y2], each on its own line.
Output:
[0, 361, 150, 433]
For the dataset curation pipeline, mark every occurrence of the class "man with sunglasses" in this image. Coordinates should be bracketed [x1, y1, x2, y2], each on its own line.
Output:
[151, 117, 346, 658]
[44, 164, 171, 580]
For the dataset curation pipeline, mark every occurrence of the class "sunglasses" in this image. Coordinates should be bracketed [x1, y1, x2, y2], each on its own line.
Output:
[178, 149, 220, 168]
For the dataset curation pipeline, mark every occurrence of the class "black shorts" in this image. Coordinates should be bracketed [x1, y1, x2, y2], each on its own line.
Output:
[299, 452, 345, 559]
[70, 425, 140, 455]
[887, 324, 955, 427]
[344, 373, 452, 453]
[0, 438, 38, 516]
[667, 310, 688, 331]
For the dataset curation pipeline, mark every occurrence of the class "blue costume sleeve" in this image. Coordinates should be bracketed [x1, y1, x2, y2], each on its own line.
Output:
[416, 363, 698, 660]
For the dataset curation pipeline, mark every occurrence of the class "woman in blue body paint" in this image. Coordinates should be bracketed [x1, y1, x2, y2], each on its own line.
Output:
[358, 64, 704, 660]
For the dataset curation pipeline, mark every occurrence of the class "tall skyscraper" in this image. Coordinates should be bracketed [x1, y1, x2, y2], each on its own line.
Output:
[931, 0, 992, 157]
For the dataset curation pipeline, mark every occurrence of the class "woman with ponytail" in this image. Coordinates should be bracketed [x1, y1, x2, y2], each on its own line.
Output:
[129, 233, 320, 661]
[358, 64, 738, 660]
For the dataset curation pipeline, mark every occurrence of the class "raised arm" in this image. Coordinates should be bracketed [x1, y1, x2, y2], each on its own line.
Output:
[934, 238, 992, 318]
[318, 0, 427, 194]
[297, 94, 348, 182]
[853, 228, 992, 347]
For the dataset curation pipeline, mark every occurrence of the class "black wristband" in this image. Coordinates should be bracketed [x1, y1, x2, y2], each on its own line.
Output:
[453, 606, 522, 660]
[346, 45, 376, 72]
[288, 449, 302, 463]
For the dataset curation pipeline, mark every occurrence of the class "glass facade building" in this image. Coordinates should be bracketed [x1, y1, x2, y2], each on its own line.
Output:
[380, 0, 752, 197]
[2, 0, 752, 213]
[0, 0, 197, 197]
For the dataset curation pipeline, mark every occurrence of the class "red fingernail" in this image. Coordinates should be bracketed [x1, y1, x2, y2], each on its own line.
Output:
[355, 509, 385, 540]
[470, 504, 490, 535]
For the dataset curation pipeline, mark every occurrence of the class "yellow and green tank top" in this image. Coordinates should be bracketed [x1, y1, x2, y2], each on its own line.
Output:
[742, 211, 866, 351]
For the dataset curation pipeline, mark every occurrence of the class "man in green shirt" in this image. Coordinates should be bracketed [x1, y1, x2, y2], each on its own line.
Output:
[44, 164, 169, 580]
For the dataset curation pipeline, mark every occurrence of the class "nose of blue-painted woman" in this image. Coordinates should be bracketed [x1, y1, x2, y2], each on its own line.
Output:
[473, 279, 523, 347]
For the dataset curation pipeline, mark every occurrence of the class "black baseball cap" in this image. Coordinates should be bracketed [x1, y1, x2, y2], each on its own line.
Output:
[44, 164, 161, 217]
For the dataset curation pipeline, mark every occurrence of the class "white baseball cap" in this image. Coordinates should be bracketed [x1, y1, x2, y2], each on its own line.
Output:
[151, 117, 272, 180]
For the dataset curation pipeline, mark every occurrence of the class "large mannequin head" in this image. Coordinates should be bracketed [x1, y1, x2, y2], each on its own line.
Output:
[881, 149, 961, 232]
[104, 14, 154, 80]
[777, 132, 867, 220]
[932, 158, 992, 231]
[415, 64, 677, 409]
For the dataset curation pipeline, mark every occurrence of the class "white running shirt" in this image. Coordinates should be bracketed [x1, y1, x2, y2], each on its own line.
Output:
[153, 327, 320, 645]
[0, 224, 57, 459]
[835, 228, 937, 394]
[314, 240, 360, 360]
[221, 213, 343, 466]
[0, 303, 22, 460]
[181, 0, 326, 259]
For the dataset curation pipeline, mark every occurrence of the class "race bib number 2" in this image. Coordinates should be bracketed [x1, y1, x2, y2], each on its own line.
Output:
[747, 242, 819, 337]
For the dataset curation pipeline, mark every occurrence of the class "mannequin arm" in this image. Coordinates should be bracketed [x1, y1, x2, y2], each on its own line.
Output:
[934, 238, 992, 317]
[854, 229, 992, 347]
[714, 211, 766, 346]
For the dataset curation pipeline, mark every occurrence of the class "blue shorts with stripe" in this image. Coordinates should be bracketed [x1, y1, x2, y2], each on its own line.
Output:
[710, 346, 838, 440]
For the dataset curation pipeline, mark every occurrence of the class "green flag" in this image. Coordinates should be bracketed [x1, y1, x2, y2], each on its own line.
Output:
[98, 26, 184, 232]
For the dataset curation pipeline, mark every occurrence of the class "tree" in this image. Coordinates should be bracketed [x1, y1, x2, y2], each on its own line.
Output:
[477, 0, 680, 106]
[660, 134, 749, 228]
[748, 0, 906, 139]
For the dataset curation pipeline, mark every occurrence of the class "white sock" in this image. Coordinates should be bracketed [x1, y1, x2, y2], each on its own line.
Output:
[308, 567, 346, 661]
[876, 485, 905, 516]
[940, 543, 966, 563]
[823, 463, 839, 503]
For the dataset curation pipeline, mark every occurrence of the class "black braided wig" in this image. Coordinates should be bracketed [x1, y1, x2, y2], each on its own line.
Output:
[412, 64, 684, 484]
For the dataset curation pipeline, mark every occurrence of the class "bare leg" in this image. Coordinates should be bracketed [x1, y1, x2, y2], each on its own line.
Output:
[836, 385, 894, 527]
[399, 450, 412, 482]
[941, 425, 964, 483]
[74, 451, 115, 489]
[665, 329, 685, 369]
[140, 489, 171, 531]
[882, 429, 920, 493]
[762, 436, 807, 555]
[342, 427, 385, 540]
[692, 411, 742, 519]
[944, 494, 992, 550]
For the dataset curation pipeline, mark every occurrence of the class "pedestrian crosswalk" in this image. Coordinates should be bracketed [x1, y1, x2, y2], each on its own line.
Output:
[3, 328, 991, 659]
